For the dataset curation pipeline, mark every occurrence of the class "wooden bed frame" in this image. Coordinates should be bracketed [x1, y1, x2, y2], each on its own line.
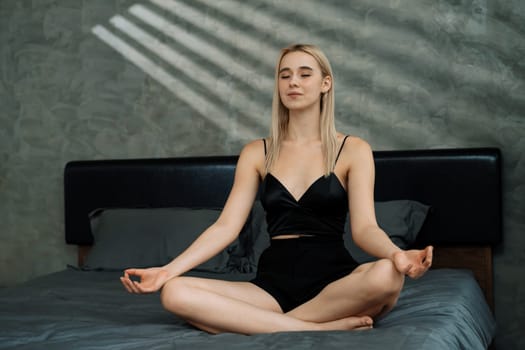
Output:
[433, 245, 494, 310]
[65, 148, 502, 312]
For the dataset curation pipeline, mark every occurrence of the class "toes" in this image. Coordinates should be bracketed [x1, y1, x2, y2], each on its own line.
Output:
[347, 316, 373, 330]
[361, 316, 373, 327]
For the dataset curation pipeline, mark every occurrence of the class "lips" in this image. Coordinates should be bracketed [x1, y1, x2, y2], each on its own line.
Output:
[287, 92, 302, 97]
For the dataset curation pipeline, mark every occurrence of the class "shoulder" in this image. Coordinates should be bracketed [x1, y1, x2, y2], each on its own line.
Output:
[237, 138, 266, 177]
[240, 138, 266, 158]
[338, 134, 372, 156]
[337, 134, 374, 168]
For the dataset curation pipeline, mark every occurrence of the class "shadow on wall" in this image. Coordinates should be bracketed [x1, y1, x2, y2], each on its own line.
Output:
[90, 0, 524, 149]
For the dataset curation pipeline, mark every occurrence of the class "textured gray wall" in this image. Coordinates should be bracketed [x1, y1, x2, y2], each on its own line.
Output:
[0, 0, 523, 348]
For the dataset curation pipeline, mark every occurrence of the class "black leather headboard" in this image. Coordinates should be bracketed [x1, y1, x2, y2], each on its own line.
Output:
[64, 148, 502, 247]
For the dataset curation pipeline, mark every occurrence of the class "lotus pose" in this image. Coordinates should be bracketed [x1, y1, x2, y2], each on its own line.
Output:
[121, 44, 433, 334]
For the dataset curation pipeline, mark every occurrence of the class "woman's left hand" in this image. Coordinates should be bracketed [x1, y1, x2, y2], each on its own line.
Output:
[393, 246, 433, 279]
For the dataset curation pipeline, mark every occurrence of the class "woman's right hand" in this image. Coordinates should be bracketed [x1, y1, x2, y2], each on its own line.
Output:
[120, 267, 170, 294]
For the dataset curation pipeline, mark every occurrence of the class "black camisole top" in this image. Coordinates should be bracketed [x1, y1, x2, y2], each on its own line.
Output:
[260, 136, 349, 238]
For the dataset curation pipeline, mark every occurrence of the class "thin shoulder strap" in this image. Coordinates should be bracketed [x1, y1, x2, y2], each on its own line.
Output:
[335, 135, 350, 165]
[262, 138, 267, 156]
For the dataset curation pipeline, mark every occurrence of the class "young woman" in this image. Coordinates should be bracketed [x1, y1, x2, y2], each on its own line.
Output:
[120, 44, 433, 334]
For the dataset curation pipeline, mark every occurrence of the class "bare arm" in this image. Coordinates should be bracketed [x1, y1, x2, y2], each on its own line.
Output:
[121, 140, 264, 293]
[344, 138, 432, 278]
[345, 138, 402, 260]
[162, 140, 263, 279]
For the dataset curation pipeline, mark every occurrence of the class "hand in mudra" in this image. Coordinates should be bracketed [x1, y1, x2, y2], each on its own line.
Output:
[393, 246, 433, 279]
[120, 267, 170, 294]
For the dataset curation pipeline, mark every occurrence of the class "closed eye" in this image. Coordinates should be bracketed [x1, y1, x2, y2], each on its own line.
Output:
[279, 74, 311, 79]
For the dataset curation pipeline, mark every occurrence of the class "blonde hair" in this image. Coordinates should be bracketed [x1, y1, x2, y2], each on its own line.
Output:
[265, 44, 338, 176]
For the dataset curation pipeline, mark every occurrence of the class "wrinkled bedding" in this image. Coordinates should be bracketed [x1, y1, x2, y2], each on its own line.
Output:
[0, 268, 495, 350]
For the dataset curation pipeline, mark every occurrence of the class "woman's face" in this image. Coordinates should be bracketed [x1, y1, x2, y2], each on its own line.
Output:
[278, 51, 331, 112]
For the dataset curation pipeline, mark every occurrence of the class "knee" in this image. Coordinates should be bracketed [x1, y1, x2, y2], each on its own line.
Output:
[160, 277, 192, 314]
[367, 259, 404, 297]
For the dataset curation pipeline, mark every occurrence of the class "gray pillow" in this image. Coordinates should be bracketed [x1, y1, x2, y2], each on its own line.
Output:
[84, 207, 231, 272]
[344, 200, 430, 263]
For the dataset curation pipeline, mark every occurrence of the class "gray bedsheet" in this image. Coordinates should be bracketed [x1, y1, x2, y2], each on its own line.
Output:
[0, 268, 495, 350]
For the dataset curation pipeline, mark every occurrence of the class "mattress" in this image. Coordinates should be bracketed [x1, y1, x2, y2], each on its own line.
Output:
[0, 268, 495, 350]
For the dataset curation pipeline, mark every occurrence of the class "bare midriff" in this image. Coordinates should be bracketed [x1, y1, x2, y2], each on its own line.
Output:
[271, 234, 315, 240]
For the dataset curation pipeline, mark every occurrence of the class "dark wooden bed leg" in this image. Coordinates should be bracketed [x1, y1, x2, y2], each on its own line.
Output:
[78, 246, 92, 267]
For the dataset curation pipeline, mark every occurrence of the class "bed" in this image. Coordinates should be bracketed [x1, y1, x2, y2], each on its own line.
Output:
[0, 147, 501, 350]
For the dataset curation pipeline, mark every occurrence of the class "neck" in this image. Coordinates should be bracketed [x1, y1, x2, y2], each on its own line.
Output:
[286, 106, 322, 142]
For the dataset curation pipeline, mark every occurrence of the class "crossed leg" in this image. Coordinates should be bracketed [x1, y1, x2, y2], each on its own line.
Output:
[287, 258, 405, 322]
[160, 277, 372, 334]
[160, 258, 403, 335]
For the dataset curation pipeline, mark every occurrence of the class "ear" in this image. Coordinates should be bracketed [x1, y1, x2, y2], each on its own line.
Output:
[321, 75, 332, 94]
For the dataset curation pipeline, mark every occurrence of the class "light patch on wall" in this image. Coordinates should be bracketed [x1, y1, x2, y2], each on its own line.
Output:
[90, 0, 305, 139]
[127, 3, 271, 127]
[149, 0, 276, 72]
[130, 3, 274, 93]
[91, 24, 258, 141]
[108, 13, 267, 131]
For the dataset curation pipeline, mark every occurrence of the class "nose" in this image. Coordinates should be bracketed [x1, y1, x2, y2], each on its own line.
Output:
[289, 73, 299, 87]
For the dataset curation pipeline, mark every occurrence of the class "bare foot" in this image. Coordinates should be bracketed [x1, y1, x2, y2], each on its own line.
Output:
[317, 316, 373, 331]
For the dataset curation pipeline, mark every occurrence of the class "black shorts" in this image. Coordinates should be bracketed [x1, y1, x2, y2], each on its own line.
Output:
[250, 236, 359, 313]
